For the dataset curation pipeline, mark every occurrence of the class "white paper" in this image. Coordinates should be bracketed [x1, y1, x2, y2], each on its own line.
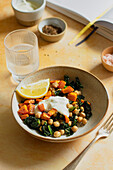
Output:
[47, 0, 113, 22]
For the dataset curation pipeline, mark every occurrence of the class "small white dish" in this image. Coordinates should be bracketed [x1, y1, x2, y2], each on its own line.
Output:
[11, 0, 46, 26]
[38, 17, 67, 42]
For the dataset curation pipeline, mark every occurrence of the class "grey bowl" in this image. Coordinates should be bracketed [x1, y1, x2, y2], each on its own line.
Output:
[38, 17, 67, 42]
[12, 66, 109, 142]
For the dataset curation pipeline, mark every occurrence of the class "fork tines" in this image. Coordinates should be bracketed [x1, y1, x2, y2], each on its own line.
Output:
[102, 113, 113, 133]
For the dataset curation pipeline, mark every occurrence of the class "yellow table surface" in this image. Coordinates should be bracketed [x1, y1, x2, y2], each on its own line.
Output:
[0, 0, 113, 170]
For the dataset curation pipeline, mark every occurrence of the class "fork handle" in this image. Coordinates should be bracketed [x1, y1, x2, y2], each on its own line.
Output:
[63, 135, 100, 170]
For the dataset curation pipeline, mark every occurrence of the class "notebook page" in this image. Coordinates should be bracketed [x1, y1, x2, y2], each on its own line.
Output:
[96, 8, 113, 31]
[47, 0, 113, 22]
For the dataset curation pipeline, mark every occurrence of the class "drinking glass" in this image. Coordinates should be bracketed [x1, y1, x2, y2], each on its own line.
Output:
[4, 29, 39, 83]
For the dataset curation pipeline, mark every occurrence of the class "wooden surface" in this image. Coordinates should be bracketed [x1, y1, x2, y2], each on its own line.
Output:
[0, 0, 113, 170]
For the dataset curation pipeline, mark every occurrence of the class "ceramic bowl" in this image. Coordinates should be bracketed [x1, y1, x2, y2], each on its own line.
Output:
[38, 17, 67, 42]
[12, 66, 109, 142]
[11, 0, 46, 26]
[101, 46, 113, 72]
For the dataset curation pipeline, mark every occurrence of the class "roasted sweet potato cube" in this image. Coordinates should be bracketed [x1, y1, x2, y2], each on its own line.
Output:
[24, 99, 35, 104]
[18, 103, 24, 108]
[81, 99, 84, 103]
[62, 86, 74, 94]
[67, 92, 77, 101]
[28, 104, 35, 115]
[20, 114, 29, 120]
[58, 81, 66, 89]
[18, 105, 29, 115]
[41, 112, 50, 120]
[65, 115, 69, 123]
[48, 108, 57, 116]
[38, 103, 45, 112]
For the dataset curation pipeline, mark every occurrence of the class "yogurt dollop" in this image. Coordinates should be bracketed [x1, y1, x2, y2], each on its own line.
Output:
[36, 96, 70, 117]
[15, 0, 40, 12]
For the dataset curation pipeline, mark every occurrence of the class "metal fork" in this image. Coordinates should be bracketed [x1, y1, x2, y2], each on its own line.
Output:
[63, 113, 113, 170]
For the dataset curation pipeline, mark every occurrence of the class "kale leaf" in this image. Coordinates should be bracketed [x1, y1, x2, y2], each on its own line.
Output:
[74, 77, 83, 90]
[83, 101, 92, 119]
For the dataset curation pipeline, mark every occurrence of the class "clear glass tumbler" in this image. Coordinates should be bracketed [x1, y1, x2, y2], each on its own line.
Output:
[4, 29, 39, 83]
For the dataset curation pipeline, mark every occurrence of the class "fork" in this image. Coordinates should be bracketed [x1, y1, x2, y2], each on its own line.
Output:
[63, 113, 113, 170]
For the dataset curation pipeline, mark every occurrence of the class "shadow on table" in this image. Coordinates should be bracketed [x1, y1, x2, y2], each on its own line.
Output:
[34, 29, 61, 48]
[0, 15, 26, 34]
[90, 63, 113, 81]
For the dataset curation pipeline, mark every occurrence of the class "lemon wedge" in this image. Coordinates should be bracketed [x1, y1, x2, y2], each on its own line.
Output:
[16, 79, 50, 99]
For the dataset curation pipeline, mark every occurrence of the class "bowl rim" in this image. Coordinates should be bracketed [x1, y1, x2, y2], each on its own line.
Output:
[11, 0, 46, 14]
[11, 65, 109, 142]
[38, 17, 67, 37]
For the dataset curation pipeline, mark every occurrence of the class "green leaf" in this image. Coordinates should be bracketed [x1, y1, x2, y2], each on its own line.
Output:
[48, 125, 53, 135]
[72, 119, 77, 126]
[74, 77, 83, 90]
[31, 122, 38, 129]
[37, 119, 40, 125]
[65, 127, 73, 136]
[64, 75, 70, 85]
[42, 125, 50, 136]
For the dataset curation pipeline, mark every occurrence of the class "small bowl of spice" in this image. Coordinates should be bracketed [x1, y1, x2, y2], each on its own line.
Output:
[101, 46, 113, 72]
[38, 17, 67, 42]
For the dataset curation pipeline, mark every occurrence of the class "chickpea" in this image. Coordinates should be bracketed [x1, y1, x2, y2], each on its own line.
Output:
[48, 119, 53, 125]
[77, 116, 83, 122]
[35, 112, 41, 118]
[80, 112, 86, 118]
[39, 126, 42, 131]
[54, 131, 61, 138]
[75, 115, 78, 119]
[69, 112, 73, 117]
[67, 103, 73, 108]
[74, 104, 79, 108]
[71, 126, 78, 132]
[54, 121, 60, 127]
[72, 102, 78, 108]
[82, 118, 87, 125]
[80, 106, 84, 112]
[73, 109, 80, 115]
[49, 87, 55, 95]
[68, 121, 72, 126]
[59, 129, 65, 135]
[42, 120, 47, 125]
[52, 82, 59, 88]
[75, 90, 81, 95]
